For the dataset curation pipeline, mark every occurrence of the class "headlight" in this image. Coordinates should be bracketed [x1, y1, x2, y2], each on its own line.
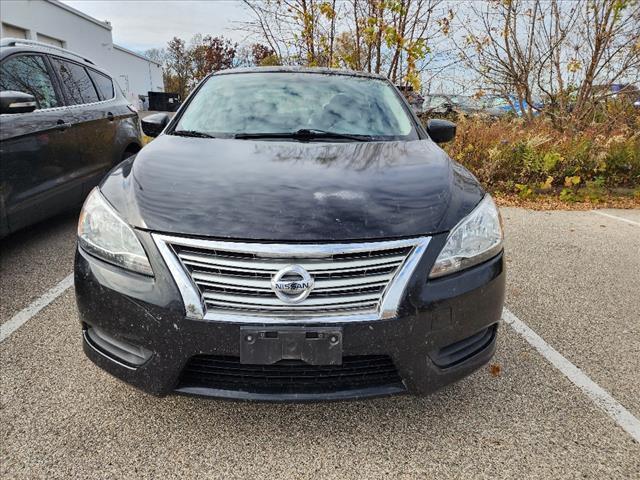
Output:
[78, 188, 153, 276]
[429, 195, 503, 279]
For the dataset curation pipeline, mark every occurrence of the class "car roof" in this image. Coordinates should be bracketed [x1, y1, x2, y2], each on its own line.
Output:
[212, 66, 388, 80]
[0, 38, 112, 77]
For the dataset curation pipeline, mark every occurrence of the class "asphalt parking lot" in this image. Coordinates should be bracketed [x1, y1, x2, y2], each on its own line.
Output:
[1, 207, 639, 479]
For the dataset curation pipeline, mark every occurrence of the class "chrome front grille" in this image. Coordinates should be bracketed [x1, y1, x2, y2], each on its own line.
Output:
[153, 235, 430, 322]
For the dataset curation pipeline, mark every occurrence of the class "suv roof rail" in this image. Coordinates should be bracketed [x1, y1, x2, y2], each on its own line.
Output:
[0, 37, 95, 65]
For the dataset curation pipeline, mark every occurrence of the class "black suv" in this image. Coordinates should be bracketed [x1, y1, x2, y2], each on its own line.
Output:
[75, 67, 505, 402]
[0, 38, 142, 237]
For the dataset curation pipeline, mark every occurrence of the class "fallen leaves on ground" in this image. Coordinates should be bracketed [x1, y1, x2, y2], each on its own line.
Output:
[494, 193, 640, 211]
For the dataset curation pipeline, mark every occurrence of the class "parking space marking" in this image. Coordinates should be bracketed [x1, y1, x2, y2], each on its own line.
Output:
[591, 210, 640, 226]
[0, 274, 73, 343]
[502, 307, 640, 443]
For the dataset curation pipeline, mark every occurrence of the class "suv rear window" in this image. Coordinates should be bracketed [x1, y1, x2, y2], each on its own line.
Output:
[0, 54, 59, 109]
[51, 58, 99, 105]
[88, 69, 114, 101]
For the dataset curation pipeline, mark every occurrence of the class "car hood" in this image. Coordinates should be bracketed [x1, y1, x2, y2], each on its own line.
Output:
[100, 135, 483, 241]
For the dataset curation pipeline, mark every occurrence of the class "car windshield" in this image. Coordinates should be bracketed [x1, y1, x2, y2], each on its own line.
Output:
[452, 96, 479, 108]
[425, 96, 448, 108]
[448, 95, 468, 105]
[484, 97, 509, 108]
[174, 72, 417, 140]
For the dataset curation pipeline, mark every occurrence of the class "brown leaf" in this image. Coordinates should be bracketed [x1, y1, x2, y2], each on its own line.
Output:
[489, 364, 502, 377]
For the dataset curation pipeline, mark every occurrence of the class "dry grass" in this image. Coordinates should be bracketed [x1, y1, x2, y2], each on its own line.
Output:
[494, 192, 640, 210]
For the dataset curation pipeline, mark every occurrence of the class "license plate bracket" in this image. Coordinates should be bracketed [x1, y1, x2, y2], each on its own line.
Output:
[239, 326, 343, 365]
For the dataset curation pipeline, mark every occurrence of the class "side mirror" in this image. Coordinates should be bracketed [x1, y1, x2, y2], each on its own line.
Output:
[141, 112, 170, 137]
[427, 119, 456, 143]
[0, 91, 37, 114]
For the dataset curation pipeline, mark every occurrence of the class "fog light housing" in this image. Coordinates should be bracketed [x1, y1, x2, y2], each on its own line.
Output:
[85, 326, 152, 367]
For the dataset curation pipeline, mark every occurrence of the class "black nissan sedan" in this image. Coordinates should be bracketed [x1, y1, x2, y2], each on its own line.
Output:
[74, 67, 505, 401]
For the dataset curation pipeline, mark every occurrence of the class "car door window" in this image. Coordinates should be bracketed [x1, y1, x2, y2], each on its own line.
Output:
[0, 54, 60, 109]
[88, 70, 114, 101]
[51, 58, 99, 105]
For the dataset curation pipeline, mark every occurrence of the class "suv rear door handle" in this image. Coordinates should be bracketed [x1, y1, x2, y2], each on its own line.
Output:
[107, 112, 114, 121]
[55, 119, 70, 131]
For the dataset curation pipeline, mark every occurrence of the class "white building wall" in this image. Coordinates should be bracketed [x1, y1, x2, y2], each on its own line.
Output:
[0, 0, 164, 108]
[1, 0, 114, 66]
[111, 46, 164, 106]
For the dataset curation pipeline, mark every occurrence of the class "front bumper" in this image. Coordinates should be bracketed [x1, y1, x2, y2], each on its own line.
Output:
[74, 232, 505, 402]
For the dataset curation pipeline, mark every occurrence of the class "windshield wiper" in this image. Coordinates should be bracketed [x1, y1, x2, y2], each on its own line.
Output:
[171, 129, 215, 138]
[234, 129, 373, 141]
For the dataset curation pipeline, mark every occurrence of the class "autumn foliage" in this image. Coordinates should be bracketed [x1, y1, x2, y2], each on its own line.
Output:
[436, 105, 640, 202]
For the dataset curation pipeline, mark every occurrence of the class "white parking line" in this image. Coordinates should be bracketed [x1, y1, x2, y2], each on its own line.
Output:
[591, 210, 640, 226]
[502, 307, 640, 443]
[0, 274, 74, 343]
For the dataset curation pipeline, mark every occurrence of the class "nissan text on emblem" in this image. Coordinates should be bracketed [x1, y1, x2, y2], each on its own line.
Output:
[271, 265, 315, 303]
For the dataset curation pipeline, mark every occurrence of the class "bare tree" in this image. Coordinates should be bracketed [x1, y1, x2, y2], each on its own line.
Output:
[449, 0, 640, 127]
[241, 0, 443, 89]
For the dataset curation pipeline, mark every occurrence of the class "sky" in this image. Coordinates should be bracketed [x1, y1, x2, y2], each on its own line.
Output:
[63, 0, 252, 53]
